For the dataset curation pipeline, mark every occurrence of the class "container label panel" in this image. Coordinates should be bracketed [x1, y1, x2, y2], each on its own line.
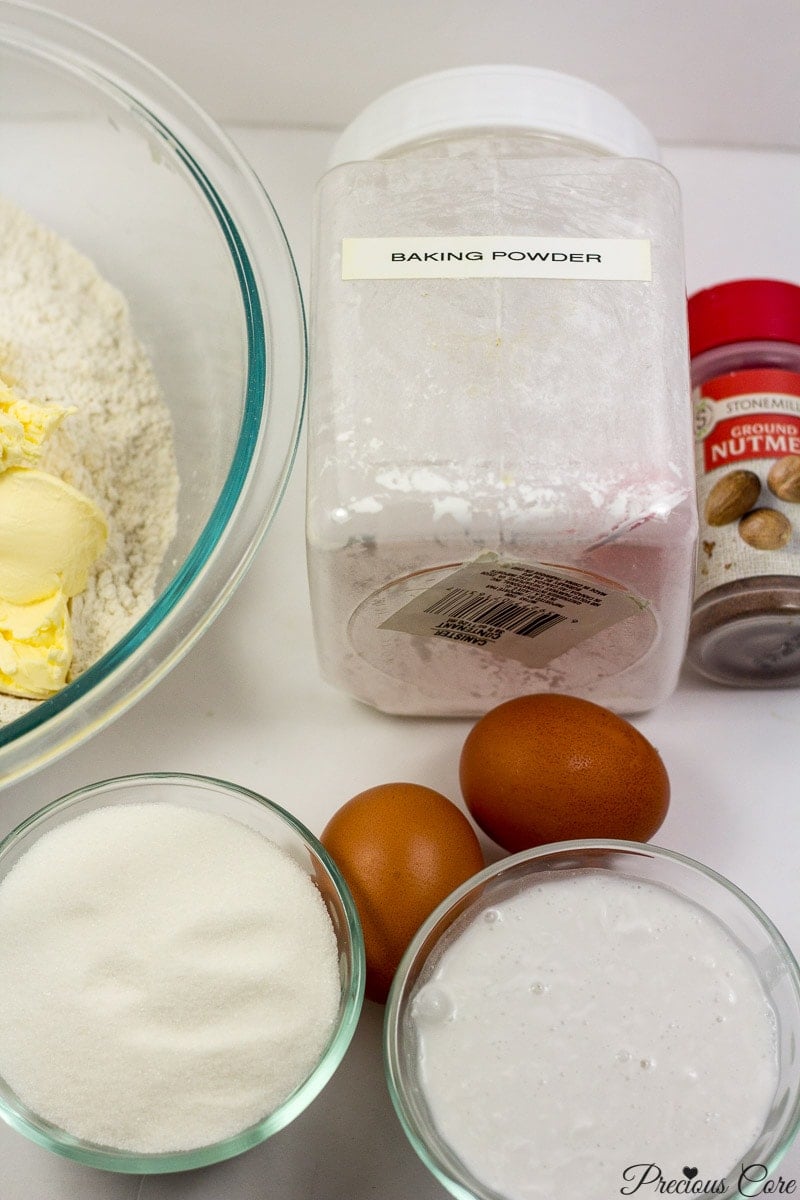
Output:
[341, 236, 652, 281]
[379, 554, 648, 668]
[694, 369, 800, 599]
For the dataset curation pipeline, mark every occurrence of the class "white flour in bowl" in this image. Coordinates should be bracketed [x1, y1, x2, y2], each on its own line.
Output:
[0, 194, 179, 723]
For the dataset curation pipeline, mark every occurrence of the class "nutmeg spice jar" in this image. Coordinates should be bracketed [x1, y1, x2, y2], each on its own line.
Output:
[687, 278, 800, 685]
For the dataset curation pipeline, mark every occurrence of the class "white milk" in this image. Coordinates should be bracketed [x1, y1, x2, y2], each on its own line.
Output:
[409, 871, 778, 1199]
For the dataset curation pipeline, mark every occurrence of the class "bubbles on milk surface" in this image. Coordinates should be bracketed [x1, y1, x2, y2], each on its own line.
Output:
[412, 984, 456, 1026]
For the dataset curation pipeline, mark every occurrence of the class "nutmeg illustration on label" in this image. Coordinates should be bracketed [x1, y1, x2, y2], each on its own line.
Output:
[705, 470, 761, 526]
[767, 455, 800, 503]
[738, 508, 793, 551]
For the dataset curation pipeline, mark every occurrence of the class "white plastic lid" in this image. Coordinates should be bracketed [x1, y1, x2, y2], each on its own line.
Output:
[328, 65, 660, 167]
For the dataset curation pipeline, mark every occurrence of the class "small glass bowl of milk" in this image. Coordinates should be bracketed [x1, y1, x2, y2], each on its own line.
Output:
[0, 773, 365, 1172]
[385, 840, 800, 1200]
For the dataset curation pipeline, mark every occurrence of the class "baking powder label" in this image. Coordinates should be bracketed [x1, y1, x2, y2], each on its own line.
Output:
[379, 554, 648, 668]
[694, 368, 800, 598]
[341, 236, 652, 281]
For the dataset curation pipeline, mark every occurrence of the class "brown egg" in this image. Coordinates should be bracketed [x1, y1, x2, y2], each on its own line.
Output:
[459, 693, 670, 852]
[321, 783, 485, 1004]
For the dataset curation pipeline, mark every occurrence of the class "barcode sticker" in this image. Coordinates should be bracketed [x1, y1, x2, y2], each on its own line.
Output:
[379, 555, 647, 668]
[423, 587, 568, 639]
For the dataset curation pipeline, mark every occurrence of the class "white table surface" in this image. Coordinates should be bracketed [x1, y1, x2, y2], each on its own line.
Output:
[2, 129, 800, 1198]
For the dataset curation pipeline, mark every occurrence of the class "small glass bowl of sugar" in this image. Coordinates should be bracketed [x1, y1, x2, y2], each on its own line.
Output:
[0, 773, 365, 1172]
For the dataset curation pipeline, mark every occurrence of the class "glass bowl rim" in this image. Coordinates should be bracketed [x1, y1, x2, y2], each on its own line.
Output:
[0, 771, 365, 1173]
[0, 2, 306, 784]
[384, 838, 800, 1200]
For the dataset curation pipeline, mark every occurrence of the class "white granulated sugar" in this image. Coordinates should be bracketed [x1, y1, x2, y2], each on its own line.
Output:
[0, 803, 341, 1153]
[0, 195, 178, 721]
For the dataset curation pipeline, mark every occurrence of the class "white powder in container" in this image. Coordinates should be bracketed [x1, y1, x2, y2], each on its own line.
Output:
[0, 803, 342, 1153]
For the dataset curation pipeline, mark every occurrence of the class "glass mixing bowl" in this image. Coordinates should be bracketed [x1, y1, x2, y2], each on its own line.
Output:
[0, 2, 305, 784]
[0, 772, 365, 1171]
[385, 840, 800, 1200]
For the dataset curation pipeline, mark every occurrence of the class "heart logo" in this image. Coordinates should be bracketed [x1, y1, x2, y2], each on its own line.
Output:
[683, 1167, 699, 1180]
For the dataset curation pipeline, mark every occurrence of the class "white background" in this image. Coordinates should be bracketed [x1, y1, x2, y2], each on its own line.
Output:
[17, 0, 800, 151]
[2, 2, 800, 1198]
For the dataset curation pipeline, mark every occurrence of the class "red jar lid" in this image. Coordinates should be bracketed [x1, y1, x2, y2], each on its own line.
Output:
[688, 278, 800, 358]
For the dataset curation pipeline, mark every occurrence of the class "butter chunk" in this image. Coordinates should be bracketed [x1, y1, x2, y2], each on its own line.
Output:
[0, 468, 108, 605]
[0, 381, 72, 471]
[0, 591, 73, 699]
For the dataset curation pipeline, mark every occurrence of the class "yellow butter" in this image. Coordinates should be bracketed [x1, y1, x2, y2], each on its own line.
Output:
[0, 381, 72, 471]
[0, 591, 73, 699]
[0, 379, 107, 702]
[0, 468, 107, 605]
